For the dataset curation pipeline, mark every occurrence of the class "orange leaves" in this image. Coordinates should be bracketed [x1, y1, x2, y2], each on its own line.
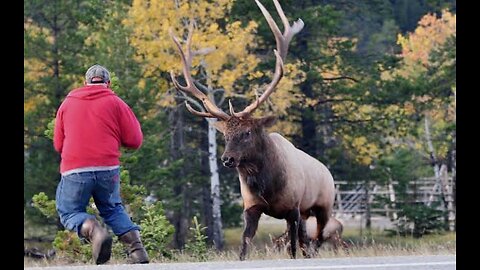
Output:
[396, 9, 456, 76]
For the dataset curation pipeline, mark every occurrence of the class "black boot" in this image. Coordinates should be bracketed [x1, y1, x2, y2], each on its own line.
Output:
[80, 218, 112, 265]
[119, 230, 149, 264]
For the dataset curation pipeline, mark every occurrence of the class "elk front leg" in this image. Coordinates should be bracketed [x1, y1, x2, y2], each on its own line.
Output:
[240, 205, 263, 261]
[285, 208, 301, 259]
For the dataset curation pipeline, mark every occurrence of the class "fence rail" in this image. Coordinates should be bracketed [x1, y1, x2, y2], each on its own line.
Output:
[333, 176, 455, 231]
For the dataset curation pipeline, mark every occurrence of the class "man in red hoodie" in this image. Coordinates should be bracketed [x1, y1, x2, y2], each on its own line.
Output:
[53, 64, 149, 264]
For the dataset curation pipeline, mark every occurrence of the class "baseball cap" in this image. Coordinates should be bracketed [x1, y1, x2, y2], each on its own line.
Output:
[85, 64, 110, 83]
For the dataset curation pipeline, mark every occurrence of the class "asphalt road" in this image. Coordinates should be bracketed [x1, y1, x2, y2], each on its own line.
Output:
[25, 254, 455, 270]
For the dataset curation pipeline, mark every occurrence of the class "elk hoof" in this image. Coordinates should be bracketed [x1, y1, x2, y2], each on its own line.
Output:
[239, 253, 246, 261]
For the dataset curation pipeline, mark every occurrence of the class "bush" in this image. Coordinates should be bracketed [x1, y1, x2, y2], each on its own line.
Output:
[30, 168, 176, 263]
[387, 202, 446, 238]
[32, 192, 57, 219]
[52, 230, 91, 263]
[139, 202, 175, 260]
[184, 216, 208, 261]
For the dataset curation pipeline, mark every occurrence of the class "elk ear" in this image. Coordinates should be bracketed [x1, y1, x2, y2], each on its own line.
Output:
[258, 115, 277, 128]
[213, 120, 227, 134]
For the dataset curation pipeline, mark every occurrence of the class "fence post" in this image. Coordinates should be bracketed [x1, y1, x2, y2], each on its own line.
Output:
[388, 182, 397, 220]
[333, 177, 454, 230]
[335, 183, 343, 218]
[440, 168, 455, 231]
[364, 181, 371, 230]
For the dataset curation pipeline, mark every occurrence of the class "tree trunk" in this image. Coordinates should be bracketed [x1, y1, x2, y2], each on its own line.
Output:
[451, 132, 456, 231]
[424, 115, 454, 230]
[439, 164, 454, 231]
[424, 115, 441, 206]
[300, 81, 317, 155]
[199, 119, 214, 247]
[451, 90, 456, 231]
[207, 112, 224, 250]
[202, 184, 213, 244]
[180, 186, 191, 248]
[169, 104, 188, 249]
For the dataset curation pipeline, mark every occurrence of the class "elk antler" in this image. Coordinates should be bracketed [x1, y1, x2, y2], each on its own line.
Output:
[169, 21, 230, 121]
[230, 0, 304, 118]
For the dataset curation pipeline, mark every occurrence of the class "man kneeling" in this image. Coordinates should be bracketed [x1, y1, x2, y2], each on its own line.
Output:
[53, 64, 149, 264]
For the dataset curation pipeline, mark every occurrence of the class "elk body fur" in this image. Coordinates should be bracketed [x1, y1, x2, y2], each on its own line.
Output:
[169, 0, 345, 260]
[235, 131, 335, 222]
[217, 118, 340, 259]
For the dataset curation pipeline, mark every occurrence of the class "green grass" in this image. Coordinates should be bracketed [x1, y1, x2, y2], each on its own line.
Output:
[224, 222, 286, 250]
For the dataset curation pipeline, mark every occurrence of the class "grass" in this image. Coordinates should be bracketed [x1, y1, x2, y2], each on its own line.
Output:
[223, 225, 455, 259]
[24, 223, 456, 267]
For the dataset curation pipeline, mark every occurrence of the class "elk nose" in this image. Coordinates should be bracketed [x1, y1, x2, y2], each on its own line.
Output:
[222, 156, 235, 168]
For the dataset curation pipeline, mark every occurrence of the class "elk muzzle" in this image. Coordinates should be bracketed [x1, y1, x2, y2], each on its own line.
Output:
[221, 155, 236, 168]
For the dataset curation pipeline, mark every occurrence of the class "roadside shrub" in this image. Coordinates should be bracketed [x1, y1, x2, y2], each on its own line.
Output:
[32, 192, 57, 219]
[388, 202, 446, 238]
[52, 230, 91, 263]
[30, 168, 175, 263]
[139, 202, 175, 260]
[184, 216, 208, 261]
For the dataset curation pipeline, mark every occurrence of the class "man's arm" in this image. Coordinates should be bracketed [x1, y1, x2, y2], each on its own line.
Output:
[117, 98, 143, 149]
[53, 108, 64, 153]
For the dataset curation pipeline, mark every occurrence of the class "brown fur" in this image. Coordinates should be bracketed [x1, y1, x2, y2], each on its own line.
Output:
[216, 115, 344, 260]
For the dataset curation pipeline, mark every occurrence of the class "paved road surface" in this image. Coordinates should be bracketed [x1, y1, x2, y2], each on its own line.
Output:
[25, 254, 455, 270]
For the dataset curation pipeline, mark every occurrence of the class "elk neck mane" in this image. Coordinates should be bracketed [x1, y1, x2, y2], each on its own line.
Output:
[237, 131, 286, 199]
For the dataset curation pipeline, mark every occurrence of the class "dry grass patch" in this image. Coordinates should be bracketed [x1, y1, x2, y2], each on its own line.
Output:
[24, 227, 455, 267]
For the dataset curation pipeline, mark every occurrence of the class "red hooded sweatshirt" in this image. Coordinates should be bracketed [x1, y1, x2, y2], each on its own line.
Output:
[53, 84, 143, 173]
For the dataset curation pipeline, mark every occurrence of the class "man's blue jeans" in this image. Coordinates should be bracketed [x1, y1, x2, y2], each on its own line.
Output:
[55, 168, 140, 237]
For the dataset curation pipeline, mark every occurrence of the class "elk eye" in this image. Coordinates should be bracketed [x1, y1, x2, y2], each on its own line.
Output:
[245, 131, 251, 137]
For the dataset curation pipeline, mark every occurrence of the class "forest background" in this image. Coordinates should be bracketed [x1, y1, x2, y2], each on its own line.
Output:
[24, 0, 456, 257]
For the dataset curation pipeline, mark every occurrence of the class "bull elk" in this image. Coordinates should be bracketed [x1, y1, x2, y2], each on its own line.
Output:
[169, 0, 344, 260]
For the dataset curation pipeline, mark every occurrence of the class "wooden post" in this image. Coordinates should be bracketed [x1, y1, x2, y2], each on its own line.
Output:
[364, 181, 371, 230]
[388, 182, 397, 220]
[440, 166, 455, 231]
[335, 183, 343, 218]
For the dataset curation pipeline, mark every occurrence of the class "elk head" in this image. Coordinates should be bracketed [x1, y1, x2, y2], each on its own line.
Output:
[170, 0, 304, 170]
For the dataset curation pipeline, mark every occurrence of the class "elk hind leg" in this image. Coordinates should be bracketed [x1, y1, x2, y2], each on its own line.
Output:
[297, 212, 312, 258]
[272, 227, 289, 252]
[322, 217, 349, 253]
[311, 206, 329, 250]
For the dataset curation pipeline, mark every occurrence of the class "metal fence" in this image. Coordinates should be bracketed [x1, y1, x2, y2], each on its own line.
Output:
[333, 175, 455, 231]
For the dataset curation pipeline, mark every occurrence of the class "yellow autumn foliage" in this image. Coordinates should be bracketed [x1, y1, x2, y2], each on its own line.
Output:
[125, 0, 260, 95]
[384, 9, 456, 80]
[332, 100, 378, 123]
[126, 0, 306, 143]
[24, 95, 48, 114]
[318, 37, 358, 88]
[263, 61, 306, 115]
[397, 10, 455, 66]
[25, 21, 52, 114]
[24, 21, 51, 85]
[340, 135, 381, 166]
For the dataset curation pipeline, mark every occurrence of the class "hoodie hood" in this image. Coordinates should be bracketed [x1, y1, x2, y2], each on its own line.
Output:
[67, 84, 115, 100]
